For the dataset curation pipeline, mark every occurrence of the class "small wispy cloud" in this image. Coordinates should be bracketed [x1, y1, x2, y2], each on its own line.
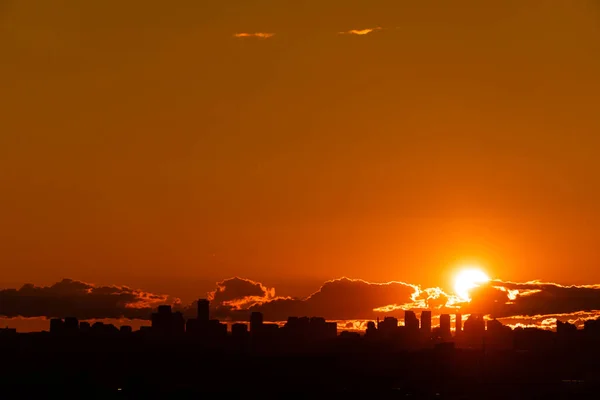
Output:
[233, 32, 275, 39]
[338, 27, 383, 36]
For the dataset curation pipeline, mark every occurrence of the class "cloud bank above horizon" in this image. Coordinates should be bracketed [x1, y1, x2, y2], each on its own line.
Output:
[3, 277, 600, 331]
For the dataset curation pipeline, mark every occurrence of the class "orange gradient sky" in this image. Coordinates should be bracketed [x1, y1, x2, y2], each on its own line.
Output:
[1, 1, 600, 300]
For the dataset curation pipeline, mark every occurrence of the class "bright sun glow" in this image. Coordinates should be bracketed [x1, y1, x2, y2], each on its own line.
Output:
[453, 267, 490, 301]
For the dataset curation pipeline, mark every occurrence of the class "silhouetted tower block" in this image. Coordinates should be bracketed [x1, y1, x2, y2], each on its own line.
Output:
[584, 318, 600, 334]
[581, 319, 600, 347]
[79, 322, 91, 333]
[232, 323, 248, 339]
[250, 312, 264, 335]
[284, 316, 308, 341]
[365, 321, 378, 338]
[557, 319, 578, 346]
[464, 314, 485, 347]
[105, 324, 120, 335]
[0, 327, 17, 337]
[186, 319, 201, 336]
[486, 318, 503, 334]
[173, 312, 185, 335]
[455, 313, 462, 335]
[152, 310, 167, 334]
[485, 318, 512, 349]
[285, 316, 300, 331]
[91, 322, 105, 332]
[120, 325, 133, 334]
[151, 305, 184, 336]
[439, 314, 451, 339]
[197, 299, 210, 322]
[557, 319, 577, 335]
[325, 322, 337, 339]
[91, 322, 118, 335]
[379, 317, 399, 339]
[420, 311, 432, 336]
[63, 317, 79, 334]
[340, 331, 361, 340]
[205, 319, 227, 340]
[405, 311, 419, 331]
[262, 323, 279, 335]
[309, 317, 326, 340]
[50, 318, 64, 334]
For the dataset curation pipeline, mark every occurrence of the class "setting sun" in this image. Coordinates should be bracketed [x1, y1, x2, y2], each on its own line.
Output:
[454, 268, 490, 301]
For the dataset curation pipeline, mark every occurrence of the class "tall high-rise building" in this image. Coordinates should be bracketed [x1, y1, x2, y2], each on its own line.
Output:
[420, 311, 432, 336]
[49, 318, 64, 334]
[464, 313, 485, 346]
[63, 317, 79, 333]
[404, 311, 419, 331]
[197, 299, 210, 322]
[250, 312, 264, 334]
[379, 317, 399, 338]
[152, 305, 184, 336]
[79, 322, 91, 332]
[232, 323, 249, 338]
[439, 314, 451, 339]
[455, 313, 463, 334]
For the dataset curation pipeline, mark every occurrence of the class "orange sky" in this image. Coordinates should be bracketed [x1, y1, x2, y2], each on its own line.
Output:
[1, 1, 600, 301]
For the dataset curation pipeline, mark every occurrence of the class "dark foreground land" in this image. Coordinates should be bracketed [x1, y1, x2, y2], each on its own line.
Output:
[2, 335, 600, 399]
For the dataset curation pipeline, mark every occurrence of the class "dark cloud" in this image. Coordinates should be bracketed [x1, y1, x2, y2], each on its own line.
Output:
[208, 277, 276, 310]
[0, 279, 173, 320]
[246, 278, 419, 320]
[497, 310, 600, 330]
[201, 277, 284, 320]
[468, 280, 600, 319]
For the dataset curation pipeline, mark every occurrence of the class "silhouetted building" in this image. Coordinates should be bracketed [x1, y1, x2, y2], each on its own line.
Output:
[80, 322, 91, 332]
[120, 325, 133, 334]
[365, 321, 377, 338]
[89, 322, 119, 335]
[455, 313, 462, 335]
[486, 318, 503, 334]
[439, 314, 451, 340]
[64, 317, 79, 334]
[557, 319, 577, 335]
[557, 319, 578, 347]
[205, 319, 227, 340]
[420, 311, 432, 337]
[340, 331, 361, 339]
[434, 341, 455, 355]
[584, 318, 600, 334]
[379, 317, 399, 339]
[50, 318, 64, 334]
[151, 305, 184, 336]
[0, 327, 16, 337]
[463, 314, 485, 347]
[232, 323, 248, 338]
[405, 311, 419, 331]
[197, 299, 210, 322]
[250, 312, 264, 335]
[262, 323, 279, 334]
[186, 318, 202, 336]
